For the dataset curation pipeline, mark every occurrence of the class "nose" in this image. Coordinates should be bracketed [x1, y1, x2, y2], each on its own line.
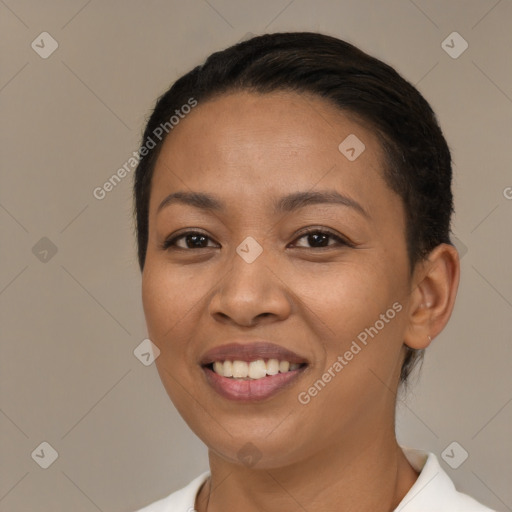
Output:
[208, 244, 292, 327]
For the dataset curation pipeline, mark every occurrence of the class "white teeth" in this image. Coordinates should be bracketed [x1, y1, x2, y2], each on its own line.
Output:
[248, 360, 267, 379]
[266, 358, 280, 375]
[210, 358, 303, 379]
[223, 360, 233, 377]
[232, 360, 249, 378]
[213, 361, 224, 376]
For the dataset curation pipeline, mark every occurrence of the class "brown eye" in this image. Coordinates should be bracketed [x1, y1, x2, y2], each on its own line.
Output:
[292, 228, 353, 249]
[162, 231, 218, 250]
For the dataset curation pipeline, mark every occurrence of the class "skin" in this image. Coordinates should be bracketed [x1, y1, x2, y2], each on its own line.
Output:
[141, 90, 460, 511]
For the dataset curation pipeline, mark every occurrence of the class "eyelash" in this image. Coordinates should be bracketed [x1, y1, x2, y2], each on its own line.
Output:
[161, 227, 355, 251]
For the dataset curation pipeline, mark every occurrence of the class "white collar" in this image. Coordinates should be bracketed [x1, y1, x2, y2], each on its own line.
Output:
[394, 447, 494, 511]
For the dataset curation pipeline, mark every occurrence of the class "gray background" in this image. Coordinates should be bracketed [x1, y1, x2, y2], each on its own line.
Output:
[1, 1, 511, 511]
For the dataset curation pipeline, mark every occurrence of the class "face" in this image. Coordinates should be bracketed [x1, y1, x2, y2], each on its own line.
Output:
[142, 90, 414, 469]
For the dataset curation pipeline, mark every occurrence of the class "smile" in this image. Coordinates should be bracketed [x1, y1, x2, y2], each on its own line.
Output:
[202, 362, 308, 402]
[199, 341, 309, 401]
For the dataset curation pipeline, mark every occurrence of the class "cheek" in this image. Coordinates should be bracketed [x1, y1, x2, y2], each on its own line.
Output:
[142, 259, 207, 338]
[290, 257, 394, 333]
[294, 258, 406, 384]
[141, 261, 209, 411]
[141, 262, 200, 385]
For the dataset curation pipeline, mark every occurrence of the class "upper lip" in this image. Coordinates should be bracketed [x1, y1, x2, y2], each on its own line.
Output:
[199, 341, 309, 366]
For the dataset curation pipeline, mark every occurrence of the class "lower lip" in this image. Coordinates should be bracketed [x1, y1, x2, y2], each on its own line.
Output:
[202, 365, 307, 402]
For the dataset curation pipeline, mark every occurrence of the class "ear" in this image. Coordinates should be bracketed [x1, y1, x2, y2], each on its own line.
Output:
[403, 243, 460, 350]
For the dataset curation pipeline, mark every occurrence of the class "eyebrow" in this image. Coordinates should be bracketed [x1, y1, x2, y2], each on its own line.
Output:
[157, 189, 369, 218]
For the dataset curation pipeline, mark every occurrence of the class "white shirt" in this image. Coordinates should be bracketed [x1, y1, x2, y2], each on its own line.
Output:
[133, 448, 495, 511]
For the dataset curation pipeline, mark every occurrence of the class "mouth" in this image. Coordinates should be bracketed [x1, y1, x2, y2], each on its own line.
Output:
[200, 341, 309, 402]
[204, 358, 308, 379]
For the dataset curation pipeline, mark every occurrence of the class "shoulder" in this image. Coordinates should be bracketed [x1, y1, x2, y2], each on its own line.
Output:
[132, 471, 210, 512]
[396, 447, 496, 512]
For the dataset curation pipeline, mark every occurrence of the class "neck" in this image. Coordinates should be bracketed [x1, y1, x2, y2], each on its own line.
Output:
[195, 427, 419, 512]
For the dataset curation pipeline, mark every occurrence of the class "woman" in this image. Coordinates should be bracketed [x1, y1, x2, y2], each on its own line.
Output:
[132, 32, 494, 511]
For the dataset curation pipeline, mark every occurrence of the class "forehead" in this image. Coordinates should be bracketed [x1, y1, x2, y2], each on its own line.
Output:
[149, 90, 391, 217]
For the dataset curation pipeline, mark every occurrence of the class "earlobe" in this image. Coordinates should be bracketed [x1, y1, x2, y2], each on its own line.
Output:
[403, 243, 460, 350]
